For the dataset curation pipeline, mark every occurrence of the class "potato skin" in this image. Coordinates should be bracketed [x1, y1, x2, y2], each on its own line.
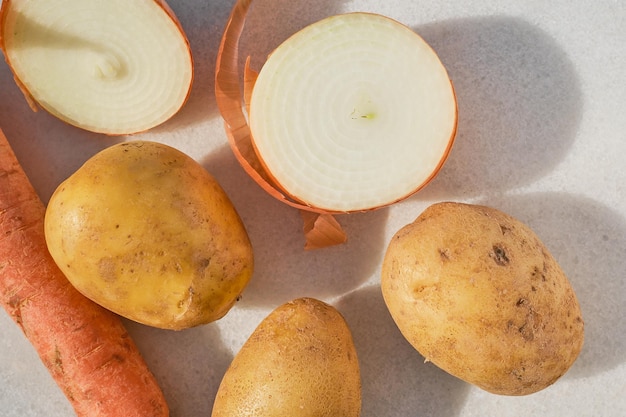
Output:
[44, 141, 254, 330]
[381, 202, 584, 395]
[211, 297, 361, 417]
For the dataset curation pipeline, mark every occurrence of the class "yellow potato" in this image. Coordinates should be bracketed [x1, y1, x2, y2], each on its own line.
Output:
[381, 202, 584, 395]
[211, 297, 361, 417]
[44, 141, 254, 330]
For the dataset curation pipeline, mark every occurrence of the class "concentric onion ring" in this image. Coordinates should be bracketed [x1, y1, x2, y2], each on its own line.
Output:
[216, 0, 457, 248]
[249, 12, 457, 212]
[0, 0, 193, 135]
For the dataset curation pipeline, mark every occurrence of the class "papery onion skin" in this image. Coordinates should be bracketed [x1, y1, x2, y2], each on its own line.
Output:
[215, 1, 350, 249]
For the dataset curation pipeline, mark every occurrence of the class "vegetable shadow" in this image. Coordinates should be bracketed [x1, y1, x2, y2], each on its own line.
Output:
[335, 285, 469, 417]
[412, 16, 582, 200]
[476, 192, 626, 379]
[124, 320, 233, 417]
[201, 144, 389, 307]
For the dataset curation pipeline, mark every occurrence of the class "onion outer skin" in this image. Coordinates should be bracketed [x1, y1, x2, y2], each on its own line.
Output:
[215, 0, 457, 248]
[0, 0, 194, 135]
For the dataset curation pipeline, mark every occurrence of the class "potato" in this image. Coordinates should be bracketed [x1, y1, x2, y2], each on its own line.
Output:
[381, 202, 584, 395]
[44, 141, 254, 330]
[211, 297, 361, 417]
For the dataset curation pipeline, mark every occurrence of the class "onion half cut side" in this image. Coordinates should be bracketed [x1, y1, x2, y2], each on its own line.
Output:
[0, 0, 193, 135]
[216, 0, 457, 249]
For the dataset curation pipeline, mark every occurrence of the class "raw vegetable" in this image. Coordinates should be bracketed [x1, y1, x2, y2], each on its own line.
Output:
[381, 202, 584, 395]
[0, 0, 193, 135]
[211, 297, 361, 417]
[44, 141, 254, 330]
[216, 0, 457, 248]
[0, 129, 169, 417]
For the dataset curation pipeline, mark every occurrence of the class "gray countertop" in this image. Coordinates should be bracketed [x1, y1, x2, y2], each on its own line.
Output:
[1, 0, 624, 416]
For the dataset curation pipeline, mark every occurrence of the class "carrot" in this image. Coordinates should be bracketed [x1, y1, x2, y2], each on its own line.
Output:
[0, 129, 169, 417]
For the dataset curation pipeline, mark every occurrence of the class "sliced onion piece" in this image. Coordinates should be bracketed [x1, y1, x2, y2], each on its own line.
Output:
[215, 1, 456, 248]
[0, 0, 193, 135]
[249, 13, 457, 212]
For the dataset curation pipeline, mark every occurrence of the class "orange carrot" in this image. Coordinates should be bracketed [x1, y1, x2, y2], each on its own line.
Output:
[0, 129, 169, 417]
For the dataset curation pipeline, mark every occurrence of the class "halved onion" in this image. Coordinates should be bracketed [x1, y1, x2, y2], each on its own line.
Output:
[216, 0, 457, 248]
[0, 0, 193, 135]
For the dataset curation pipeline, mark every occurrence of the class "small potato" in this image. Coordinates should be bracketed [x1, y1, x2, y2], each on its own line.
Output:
[44, 141, 254, 330]
[381, 202, 584, 395]
[211, 297, 361, 417]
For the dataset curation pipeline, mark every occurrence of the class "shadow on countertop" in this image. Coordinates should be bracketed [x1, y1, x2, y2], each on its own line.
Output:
[124, 320, 233, 417]
[201, 144, 390, 308]
[336, 285, 469, 417]
[413, 15, 583, 201]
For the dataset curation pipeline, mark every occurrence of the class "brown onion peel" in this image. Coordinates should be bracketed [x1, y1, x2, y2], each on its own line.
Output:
[216, 0, 306, 206]
[215, 0, 457, 249]
[247, 59, 349, 249]
[301, 211, 348, 250]
[215, 0, 348, 250]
